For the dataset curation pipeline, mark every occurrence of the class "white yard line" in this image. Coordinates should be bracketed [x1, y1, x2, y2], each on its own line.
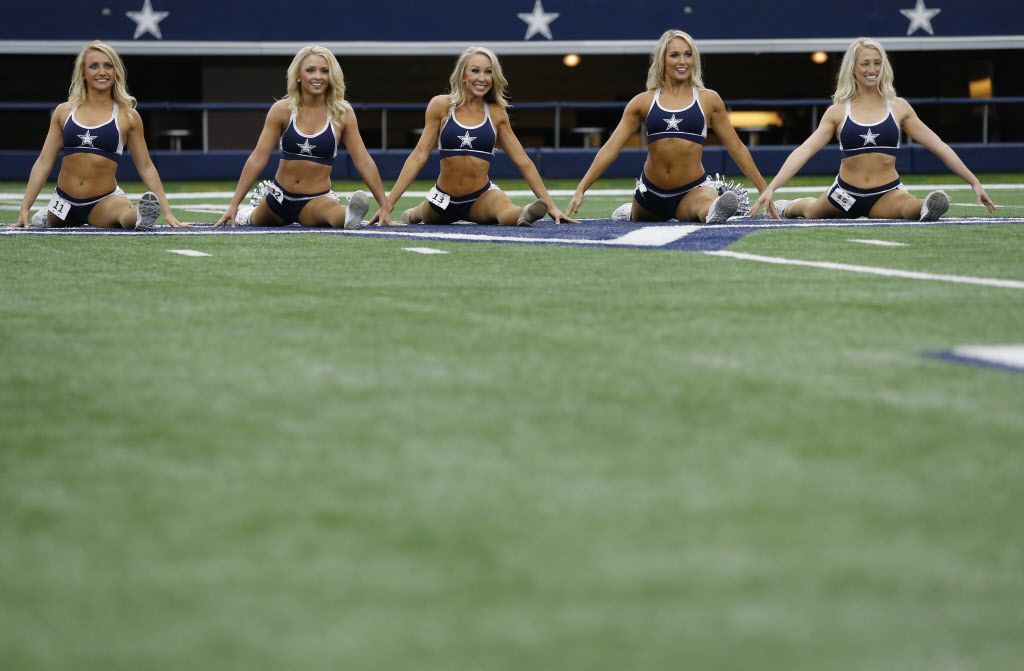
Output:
[706, 250, 1024, 289]
[167, 249, 212, 257]
[950, 345, 1024, 370]
[403, 247, 449, 254]
[848, 239, 909, 247]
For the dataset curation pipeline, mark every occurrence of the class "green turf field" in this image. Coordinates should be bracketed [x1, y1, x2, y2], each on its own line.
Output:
[2, 176, 1023, 669]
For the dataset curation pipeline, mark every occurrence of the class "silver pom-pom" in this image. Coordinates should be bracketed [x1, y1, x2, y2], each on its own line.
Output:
[248, 179, 274, 207]
[710, 173, 751, 216]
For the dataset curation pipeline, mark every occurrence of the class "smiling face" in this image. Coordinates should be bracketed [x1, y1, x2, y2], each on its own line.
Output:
[854, 47, 883, 90]
[462, 53, 494, 99]
[83, 49, 115, 93]
[298, 54, 330, 98]
[663, 37, 694, 84]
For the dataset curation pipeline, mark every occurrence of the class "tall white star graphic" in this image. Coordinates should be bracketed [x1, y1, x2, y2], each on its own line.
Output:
[458, 131, 476, 148]
[77, 130, 97, 147]
[296, 139, 316, 155]
[900, 0, 941, 36]
[860, 128, 879, 145]
[664, 114, 682, 131]
[518, 0, 559, 41]
[126, 0, 170, 40]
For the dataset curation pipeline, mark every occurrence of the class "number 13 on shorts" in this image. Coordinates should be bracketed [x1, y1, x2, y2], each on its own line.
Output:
[426, 186, 450, 210]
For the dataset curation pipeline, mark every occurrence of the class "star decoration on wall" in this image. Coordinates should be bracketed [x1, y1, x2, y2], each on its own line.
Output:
[900, 0, 941, 36]
[458, 131, 476, 148]
[518, 0, 559, 41]
[126, 0, 170, 39]
[77, 130, 97, 147]
[664, 114, 682, 131]
[860, 128, 879, 145]
[296, 139, 316, 155]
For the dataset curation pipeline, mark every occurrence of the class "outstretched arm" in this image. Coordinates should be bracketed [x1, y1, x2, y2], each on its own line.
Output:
[341, 104, 392, 224]
[377, 96, 448, 222]
[215, 102, 287, 227]
[11, 105, 65, 228]
[899, 99, 996, 212]
[565, 93, 645, 218]
[704, 89, 775, 218]
[493, 108, 577, 224]
[750, 104, 842, 218]
[124, 109, 186, 227]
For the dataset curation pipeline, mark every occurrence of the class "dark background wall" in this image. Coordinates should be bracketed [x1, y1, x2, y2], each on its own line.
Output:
[3, 49, 1023, 152]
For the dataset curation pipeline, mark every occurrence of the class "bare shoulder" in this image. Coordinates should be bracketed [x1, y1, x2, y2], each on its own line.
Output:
[628, 90, 655, 111]
[338, 100, 356, 123]
[267, 99, 292, 120]
[698, 87, 724, 108]
[821, 102, 846, 122]
[426, 94, 451, 114]
[488, 103, 510, 125]
[256, 100, 288, 132]
[52, 102, 71, 124]
[892, 96, 915, 117]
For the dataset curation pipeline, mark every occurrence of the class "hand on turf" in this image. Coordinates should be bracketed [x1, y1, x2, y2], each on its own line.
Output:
[565, 191, 584, 219]
[376, 203, 395, 226]
[974, 184, 997, 213]
[9, 211, 29, 228]
[550, 206, 579, 224]
[751, 190, 780, 220]
[164, 211, 187, 228]
[214, 206, 237, 229]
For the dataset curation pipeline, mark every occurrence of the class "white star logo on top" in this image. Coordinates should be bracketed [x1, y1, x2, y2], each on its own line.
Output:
[458, 131, 476, 148]
[518, 0, 559, 40]
[900, 0, 941, 36]
[296, 139, 316, 155]
[664, 114, 682, 131]
[860, 128, 879, 145]
[126, 0, 170, 40]
[77, 130, 97, 147]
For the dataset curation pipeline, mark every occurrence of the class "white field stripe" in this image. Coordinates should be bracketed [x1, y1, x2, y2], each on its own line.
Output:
[706, 250, 1024, 289]
[848, 238, 909, 247]
[3, 183, 1024, 202]
[951, 345, 1024, 370]
[403, 247, 449, 254]
[4, 217, 1024, 237]
[607, 225, 700, 246]
[167, 249, 212, 256]
[350, 225, 698, 247]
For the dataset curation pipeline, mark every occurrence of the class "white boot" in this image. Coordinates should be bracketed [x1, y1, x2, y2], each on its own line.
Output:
[611, 202, 632, 220]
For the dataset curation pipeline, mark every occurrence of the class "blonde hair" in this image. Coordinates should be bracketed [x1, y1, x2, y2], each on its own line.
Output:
[285, 45, 347, 120]
[646, 30, 704, 90]
[67, 41, 136, 110]
[447, 46, 509, 112]
[833, 38, 897, 104]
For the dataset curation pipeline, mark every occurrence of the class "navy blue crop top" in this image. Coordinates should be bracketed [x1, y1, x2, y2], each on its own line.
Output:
[438, 104, 496, 162]
[838, 101, 900, 158]
[279, 111, 338, 166]
[645, 88, 707, 145]
[62, 104, 123, 163]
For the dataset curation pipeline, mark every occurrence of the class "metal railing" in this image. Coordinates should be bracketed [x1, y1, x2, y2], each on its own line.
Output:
[4, 97, 1023, 150]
